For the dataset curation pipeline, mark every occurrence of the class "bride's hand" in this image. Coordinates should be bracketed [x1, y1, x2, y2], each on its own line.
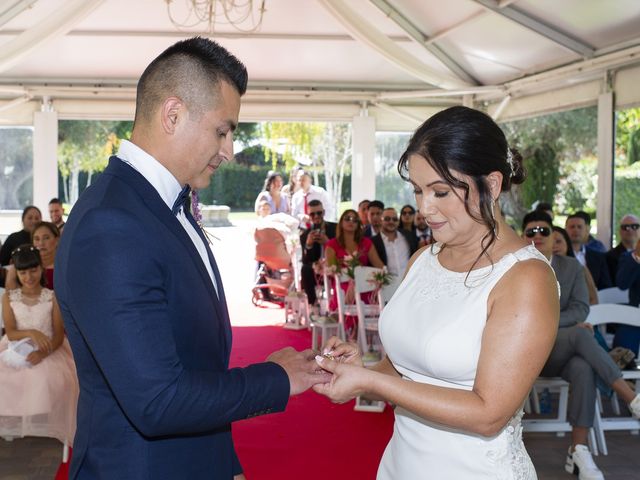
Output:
[321, 336, 363, 367]
[312, 355, 370, 403]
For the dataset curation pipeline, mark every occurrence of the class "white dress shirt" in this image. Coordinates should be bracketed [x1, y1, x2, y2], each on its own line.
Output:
[381, 232, 410, 277]
[117, 140, 218, 296]
[291, 185, 335, 222]
[574, 245, 586, 267]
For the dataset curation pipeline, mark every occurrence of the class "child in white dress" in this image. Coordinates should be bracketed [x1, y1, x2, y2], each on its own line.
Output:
[0, 244, 78, 445]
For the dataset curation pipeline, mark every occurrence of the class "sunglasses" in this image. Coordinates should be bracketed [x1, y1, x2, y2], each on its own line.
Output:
[525, 226, 551, 238]
[620, 224, 640, 231]
[343, 216, 359, 222]
[383, 216, 398, 222]
[401, 210, 414, 215]
[309, 211, 324, 217]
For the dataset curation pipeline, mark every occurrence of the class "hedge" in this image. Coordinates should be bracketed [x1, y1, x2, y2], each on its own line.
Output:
[199, 163, 351, 210]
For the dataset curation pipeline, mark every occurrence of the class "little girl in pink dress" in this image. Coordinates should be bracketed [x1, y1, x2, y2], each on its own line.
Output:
[0, 245, 78, 445]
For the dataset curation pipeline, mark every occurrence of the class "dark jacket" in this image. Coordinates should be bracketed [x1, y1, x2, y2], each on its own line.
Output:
[605, 243, 629, 286]
[300, 221, 337, 265]
[371, 230, 419, 267]
[585, 247, 613, 290]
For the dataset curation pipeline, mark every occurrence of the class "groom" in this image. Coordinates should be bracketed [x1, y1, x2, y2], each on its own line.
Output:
[55, 37, 326, 479]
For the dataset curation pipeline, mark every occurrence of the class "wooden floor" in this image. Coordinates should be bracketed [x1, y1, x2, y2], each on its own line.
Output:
[2, 431, 640, 479]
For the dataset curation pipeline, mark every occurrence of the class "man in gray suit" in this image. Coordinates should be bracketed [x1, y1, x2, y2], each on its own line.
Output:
[523, 210, 640, 480]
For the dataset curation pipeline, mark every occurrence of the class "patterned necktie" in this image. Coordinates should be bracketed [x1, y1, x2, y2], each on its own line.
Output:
[172, 184, 191, 215]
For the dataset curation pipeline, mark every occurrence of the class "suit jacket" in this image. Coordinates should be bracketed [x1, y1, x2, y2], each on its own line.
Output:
[605, 243, 628, 286]
[371, 230, 419, 267]
[585, 247, 613, 290]
[551, 255, 590, 328]
[55, 158, 290, 479]
[617, 252, 640, 307]
[300, 221, 336, 265]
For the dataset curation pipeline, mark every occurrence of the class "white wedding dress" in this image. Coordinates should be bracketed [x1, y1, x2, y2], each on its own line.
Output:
[378, 243, 550, 479]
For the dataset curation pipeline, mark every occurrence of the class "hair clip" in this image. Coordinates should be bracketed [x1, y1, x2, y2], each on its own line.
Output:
[506, 148, 515, 178]
[11, 245, 37, 256]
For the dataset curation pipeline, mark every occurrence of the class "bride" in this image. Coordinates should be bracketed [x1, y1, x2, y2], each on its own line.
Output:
[314, 106, 559, 479]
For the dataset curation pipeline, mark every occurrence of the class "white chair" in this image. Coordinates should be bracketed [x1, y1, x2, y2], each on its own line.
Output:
[597, 287, 629, 305]
[586, 303, 640, 454]
[523, 378, 600, 455]
[353, 267, 384, 364]
[378, 274, 401, 309]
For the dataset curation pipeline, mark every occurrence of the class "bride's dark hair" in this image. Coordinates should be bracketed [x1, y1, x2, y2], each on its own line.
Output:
[397, 106, 526, 274]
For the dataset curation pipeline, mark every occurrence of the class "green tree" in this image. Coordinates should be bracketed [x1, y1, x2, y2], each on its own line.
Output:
[0, 128, 33, 208]
[58, 120, 132, 204]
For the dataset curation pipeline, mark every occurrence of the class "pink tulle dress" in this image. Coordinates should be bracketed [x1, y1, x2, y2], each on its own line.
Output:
[0, 288, 78, 445]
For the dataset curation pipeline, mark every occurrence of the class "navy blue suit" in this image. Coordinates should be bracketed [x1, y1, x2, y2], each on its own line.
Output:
[55, 157, 290, 479]
[585, 248, 612, 290]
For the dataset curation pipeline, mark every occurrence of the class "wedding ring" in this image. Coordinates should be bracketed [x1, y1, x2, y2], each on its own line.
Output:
[322, 353, 335, 361]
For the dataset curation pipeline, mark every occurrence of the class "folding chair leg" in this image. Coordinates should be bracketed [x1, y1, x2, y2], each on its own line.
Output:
[63, 441, 70, 463]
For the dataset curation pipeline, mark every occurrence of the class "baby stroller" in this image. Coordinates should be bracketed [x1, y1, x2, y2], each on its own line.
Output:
[252, 214, 299, 306]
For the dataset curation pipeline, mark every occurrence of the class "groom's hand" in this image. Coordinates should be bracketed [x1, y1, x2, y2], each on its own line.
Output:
[267, 347, 331, 396]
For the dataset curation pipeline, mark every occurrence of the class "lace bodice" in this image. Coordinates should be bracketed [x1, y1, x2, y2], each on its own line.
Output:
[8, 288, 54, 339]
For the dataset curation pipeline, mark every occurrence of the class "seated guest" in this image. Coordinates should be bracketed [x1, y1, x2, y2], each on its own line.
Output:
[0, 206, 42, 267]
[0, 245, 78, 446]
[414, 211, 432, 247]
[552, 226, 598, 305]
[363, 200, 384, 237]
[371, 207, 418, 277]
[534, 201, 554, 221]
[291, 170, 334, 223]
[615, 242, 640, 354]
[357, 199, 370, 227]
[48, 198, 65, 233]
[565, 212, 612, 289]
[300, 200, 336, 305]
[568, 211, 607, 252]
[5, 222, 60, 291]
[398, 204, 416, 234]
[254, 171, 290, 215]
[325, 209, 384, 317]
[523, 210, 640, 479]
[606, 214, 639, 285]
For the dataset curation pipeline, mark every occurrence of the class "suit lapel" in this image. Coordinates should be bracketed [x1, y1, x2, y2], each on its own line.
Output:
[105, 158, 227, 345]
[184, 208, 232, 360]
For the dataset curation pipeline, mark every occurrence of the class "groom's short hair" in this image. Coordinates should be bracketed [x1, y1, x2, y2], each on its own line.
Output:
[134, 36, 248, 124]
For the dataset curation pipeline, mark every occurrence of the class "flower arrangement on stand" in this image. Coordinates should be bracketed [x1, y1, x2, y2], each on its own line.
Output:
[367, 266, 395, 307]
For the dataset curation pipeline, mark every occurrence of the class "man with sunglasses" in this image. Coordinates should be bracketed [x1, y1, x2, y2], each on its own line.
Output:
[300, 200, 336, 306]
[523, 210, 640, 480]
[605, 214, 640, 285]
[371, 207, 418, 277]
[615, 220, 640, 356]
[565, 212, 612, 290]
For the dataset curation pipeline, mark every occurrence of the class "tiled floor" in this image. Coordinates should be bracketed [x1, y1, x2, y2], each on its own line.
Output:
[2, 431, 640, 479]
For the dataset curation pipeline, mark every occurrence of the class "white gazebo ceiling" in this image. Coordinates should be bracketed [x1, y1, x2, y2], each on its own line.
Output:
[0, 0, 639, 128]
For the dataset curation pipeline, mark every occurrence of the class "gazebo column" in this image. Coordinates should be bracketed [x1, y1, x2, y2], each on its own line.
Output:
[33, 104, 58, 214]
[351, 112, 376, 208]
[596, 89, 614, 248]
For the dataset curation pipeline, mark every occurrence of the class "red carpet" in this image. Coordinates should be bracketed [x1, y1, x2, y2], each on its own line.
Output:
[231, 326, 393, 480]
[56, 326, 393, 480]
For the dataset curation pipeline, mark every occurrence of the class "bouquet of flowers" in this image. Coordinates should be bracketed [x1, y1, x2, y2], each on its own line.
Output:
[341, 252, 362, 279]
[367, 266, 394, 290]
[312, 258, 339, 277]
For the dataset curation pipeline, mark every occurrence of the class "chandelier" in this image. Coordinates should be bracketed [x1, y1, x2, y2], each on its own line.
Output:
[165, 0, 267, 33]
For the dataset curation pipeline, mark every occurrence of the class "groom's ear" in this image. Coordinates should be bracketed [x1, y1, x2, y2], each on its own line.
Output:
[160, 97, 184, 135]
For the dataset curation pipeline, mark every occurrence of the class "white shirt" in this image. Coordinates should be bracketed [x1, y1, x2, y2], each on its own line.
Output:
[291, 185, 335, 222]
[381, 231, 410, 277]
[117, 140, 218, 296]
[574, 245, 586, 267]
